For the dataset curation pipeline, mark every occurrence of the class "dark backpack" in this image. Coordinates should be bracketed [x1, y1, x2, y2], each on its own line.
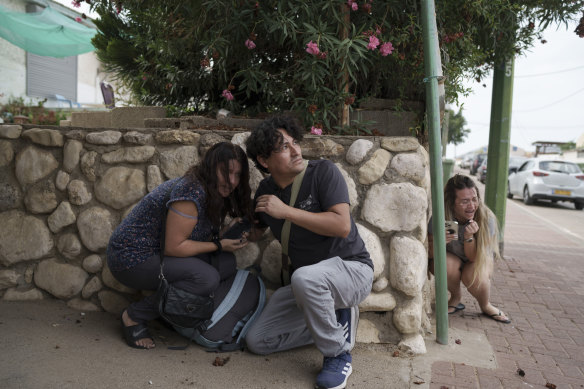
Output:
[173, 268, 265, 352]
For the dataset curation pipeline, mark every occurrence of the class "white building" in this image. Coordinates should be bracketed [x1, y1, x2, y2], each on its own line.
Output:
[0, 0, 119, 108]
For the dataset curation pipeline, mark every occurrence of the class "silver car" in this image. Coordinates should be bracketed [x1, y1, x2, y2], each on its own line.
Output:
[508, 158, 584, 210]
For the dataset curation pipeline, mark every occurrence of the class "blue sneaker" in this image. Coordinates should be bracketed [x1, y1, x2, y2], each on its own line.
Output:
[336, 307, 358, 348]
[315, 352, 352, 389]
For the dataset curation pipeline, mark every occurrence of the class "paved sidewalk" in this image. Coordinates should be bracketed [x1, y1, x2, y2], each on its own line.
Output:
[429, 197, 584, 388]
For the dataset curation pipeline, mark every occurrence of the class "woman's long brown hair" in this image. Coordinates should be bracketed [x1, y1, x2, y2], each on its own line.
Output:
[185, 142, 252, 230]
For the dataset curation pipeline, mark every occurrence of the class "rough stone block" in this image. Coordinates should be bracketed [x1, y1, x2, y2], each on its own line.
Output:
[110, 107, 166, 128]
[71, 112, 111, 128]
[144, 118, 180, 128]
[351, 110, 419, 137]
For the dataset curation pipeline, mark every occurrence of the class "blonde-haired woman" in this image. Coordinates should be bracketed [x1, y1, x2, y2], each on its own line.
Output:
[428, 174, 510, 323]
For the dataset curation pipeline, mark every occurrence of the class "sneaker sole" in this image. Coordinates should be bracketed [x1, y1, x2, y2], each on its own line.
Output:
[315, 365, 352, 389]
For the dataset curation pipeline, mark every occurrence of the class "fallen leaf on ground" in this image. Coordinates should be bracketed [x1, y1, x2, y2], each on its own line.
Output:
[413, 380, 425, 384]
[545, 383, 557, 389]
[392, 350, 400, 357]
[455, 339, 461, 344]
[517, 368, 525, 377]
[213, 356, 230, 366]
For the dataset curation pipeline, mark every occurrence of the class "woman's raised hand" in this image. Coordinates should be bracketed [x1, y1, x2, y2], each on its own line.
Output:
[220, 237, 248, 252]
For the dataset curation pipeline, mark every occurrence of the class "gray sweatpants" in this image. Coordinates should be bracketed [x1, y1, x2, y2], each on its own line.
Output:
[245, 257, 373, 357]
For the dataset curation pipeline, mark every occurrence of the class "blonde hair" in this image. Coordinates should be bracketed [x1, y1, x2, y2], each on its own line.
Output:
[444, 174, 501, 286]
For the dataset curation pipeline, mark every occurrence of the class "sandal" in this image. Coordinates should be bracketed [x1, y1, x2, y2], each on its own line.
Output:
[484, 310, 511, 324]
[121, 313, 155, 349]
[448, 303, 465, 314]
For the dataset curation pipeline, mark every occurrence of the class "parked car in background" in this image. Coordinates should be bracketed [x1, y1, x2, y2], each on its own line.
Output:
[460, 155, 474, 169]
[508, 158, 584, 210]
[470, 153, 487, 175]
[508, 156, 528, 175]
[478, 157, 488, 183]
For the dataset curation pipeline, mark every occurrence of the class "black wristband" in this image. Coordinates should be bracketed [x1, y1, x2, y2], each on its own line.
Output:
[212, 236, 222, 253]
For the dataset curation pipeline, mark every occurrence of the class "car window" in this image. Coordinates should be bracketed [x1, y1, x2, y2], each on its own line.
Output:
[518, 161, 532, 172]
[509, 157, 526, 167]
[539, 161, 581, 174]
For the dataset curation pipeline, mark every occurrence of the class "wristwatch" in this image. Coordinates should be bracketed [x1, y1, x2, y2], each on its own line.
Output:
[464, 237, 474, 243]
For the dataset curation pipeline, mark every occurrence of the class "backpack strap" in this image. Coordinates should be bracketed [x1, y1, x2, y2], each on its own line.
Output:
[213, 272, 266, 352]
[280, 160, 307, 285]
[234, 273, 265, 343]
[204, 269, 248, 331]
[191, 270, 266, 352]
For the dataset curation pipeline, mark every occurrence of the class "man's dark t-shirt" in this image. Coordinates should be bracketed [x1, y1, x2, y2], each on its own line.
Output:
[254, 159, 373, 271]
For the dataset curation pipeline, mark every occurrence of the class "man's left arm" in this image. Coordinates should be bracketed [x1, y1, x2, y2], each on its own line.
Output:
[254, 161, 351, 238]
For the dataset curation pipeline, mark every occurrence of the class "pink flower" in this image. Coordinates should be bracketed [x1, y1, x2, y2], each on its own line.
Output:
[379, 42, 394, 56]
[245, 39, 256, 50]
[363, 3, 372, 12]
[310, 126, 322, 135]
[71, 1, 81, 8]
[75, 17, 82, 23]
[306, 41, 320, 56]
[367, 35, 380, 50]
[222, 89, 234, 101]
[347, 0, 358, 11]
[318, 51, 328, 59]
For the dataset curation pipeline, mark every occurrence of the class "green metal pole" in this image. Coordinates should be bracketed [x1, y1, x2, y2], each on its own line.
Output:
[421, 0, 448, 345]
[485, 58, 515, 251]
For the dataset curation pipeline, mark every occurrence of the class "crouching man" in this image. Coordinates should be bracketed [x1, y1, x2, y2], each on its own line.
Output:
[244, 115, 374, 389]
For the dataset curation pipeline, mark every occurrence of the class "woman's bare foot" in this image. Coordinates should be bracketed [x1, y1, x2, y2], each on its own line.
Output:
[447, 299, 465, 314]
[481, 304, 511, 323]
[122, 310, 155, 349]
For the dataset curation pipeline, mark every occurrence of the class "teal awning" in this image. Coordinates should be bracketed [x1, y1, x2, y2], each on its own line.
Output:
[0, 5, 95, 58]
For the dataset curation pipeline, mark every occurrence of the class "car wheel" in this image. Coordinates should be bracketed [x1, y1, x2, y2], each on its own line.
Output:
[575, 203, 584, 211]
[523, 186, 534, 205]
[507, 182, 513, 199]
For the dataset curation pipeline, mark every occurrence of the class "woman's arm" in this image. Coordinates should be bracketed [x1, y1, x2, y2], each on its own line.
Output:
[164, 201, 247, 256]
[462, 220, 479, 261]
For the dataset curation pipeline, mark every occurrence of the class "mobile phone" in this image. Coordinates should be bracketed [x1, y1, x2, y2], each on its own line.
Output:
[223, 218, 252, 239]
[444, 220, 459, 235]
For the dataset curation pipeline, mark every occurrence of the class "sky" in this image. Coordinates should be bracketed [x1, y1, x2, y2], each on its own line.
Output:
[53, 0, 95, 17]
[447, 18, 584, 159]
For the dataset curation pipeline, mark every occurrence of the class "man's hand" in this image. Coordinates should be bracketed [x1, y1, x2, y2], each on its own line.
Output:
[255, 194, 289, 220]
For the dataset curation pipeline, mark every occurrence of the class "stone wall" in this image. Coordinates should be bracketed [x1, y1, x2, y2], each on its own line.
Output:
[0, 122, 433, 354]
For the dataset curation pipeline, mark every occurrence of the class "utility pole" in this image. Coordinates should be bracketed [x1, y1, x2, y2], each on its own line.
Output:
[421, 0, 448, 345]
[485, 58, 515, 253]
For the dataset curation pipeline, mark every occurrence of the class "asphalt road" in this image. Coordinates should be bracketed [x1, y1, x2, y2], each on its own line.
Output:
[506, 197, 584, 244]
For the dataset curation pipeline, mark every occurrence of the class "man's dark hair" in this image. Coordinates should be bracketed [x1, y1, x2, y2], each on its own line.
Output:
[245, 115, 304, 173]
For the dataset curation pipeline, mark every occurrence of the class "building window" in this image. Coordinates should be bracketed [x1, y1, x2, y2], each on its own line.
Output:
[25, 3, 78, 102]
[26, 53, 77, 101]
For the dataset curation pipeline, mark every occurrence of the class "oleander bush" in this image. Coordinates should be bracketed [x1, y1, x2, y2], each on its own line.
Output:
[87, 0, 583, 132]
